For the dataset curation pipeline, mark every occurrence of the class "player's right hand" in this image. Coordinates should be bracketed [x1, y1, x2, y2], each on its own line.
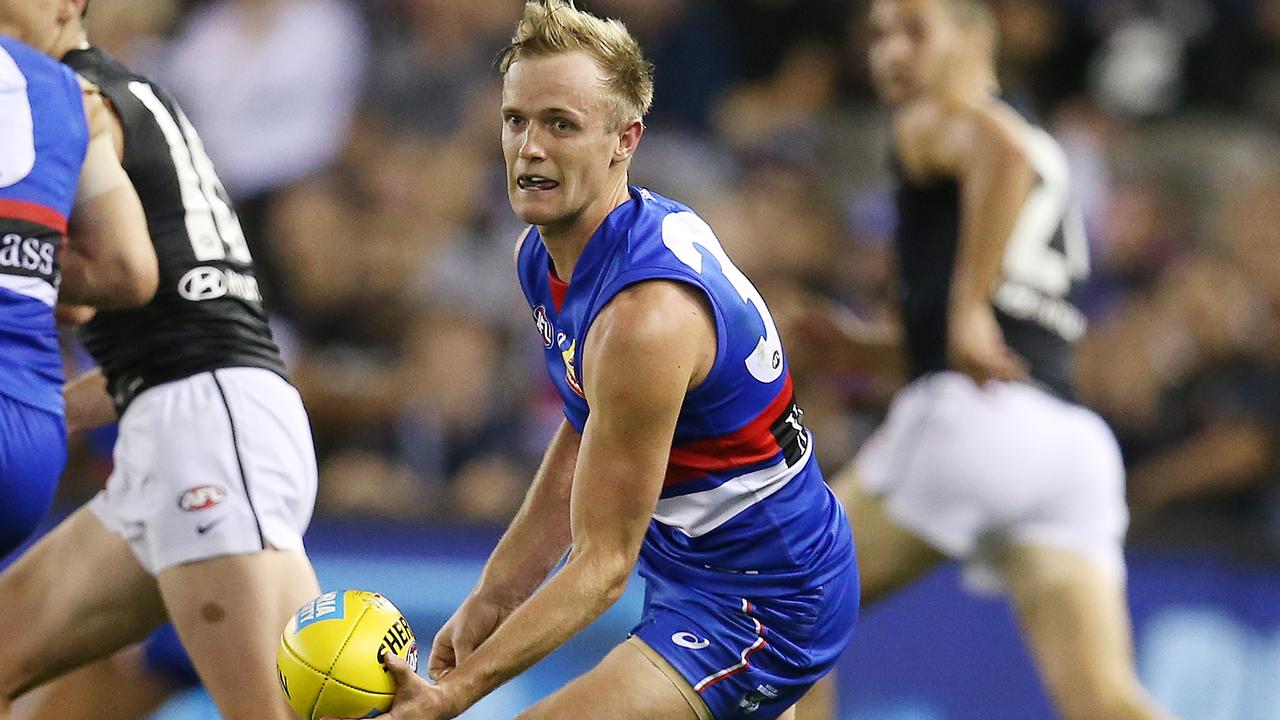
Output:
[426, 594, 510, 681]
[947, 302, 1028, 385]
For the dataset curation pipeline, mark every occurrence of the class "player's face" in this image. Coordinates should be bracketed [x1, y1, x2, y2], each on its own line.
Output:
[0, 0, 66, 53]
[867, 0, 965, 105]
[501, 52, 630, 230]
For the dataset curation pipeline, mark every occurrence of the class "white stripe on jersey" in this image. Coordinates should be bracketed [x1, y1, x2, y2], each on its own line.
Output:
[653, 436, 813, 538]
[0, 274, 56, 305]
[0, 46, 36, 189]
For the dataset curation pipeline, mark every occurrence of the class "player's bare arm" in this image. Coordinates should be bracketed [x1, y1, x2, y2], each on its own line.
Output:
[894, 98, 1036, 383]
[58, 89, 156, 308]
[427, 419, 579, 681]
[786, 300, 904, 378]
[63, 367, 116, 433]
[370, 280, 716, 720]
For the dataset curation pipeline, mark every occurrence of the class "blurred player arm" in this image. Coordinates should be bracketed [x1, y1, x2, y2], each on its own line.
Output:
[59, 88, 156, 309]
[786, 299, 904, 378]
[63, 368, 117, 434]
[1128, 421, 1275, 522]
[896, 100, 1035, 382]
[424, 281, 712, 715]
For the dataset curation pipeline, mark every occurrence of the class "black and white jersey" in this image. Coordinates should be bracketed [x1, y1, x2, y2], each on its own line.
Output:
[63, 47, 286, 409]
[893, 124, 1089, 399]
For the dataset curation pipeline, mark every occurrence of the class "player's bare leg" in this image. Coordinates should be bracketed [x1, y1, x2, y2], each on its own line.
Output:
[158, 549, 320, 720]
[0, 508, 167, 719]
[1003, 545, 1173, 720]
[11, 644, 176, 720]
[792, 673, 836, 720]
[830, 464, 946, 604]
[796, 463, 947, 720]
[517, 637, 800, 720]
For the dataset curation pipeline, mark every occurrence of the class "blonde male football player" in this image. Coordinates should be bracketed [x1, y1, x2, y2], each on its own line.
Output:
[332, 3, 860, 719]
[793, 1, 1174, 719]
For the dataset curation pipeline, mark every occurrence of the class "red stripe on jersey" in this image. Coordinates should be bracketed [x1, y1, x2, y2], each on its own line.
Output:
[548, 271, 568, 313]
[0, 199, 68, 234]
[665, 374, 794, 487]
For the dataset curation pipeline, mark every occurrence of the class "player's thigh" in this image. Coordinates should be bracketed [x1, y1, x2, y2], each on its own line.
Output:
[158, 549, 319, 720]
[0, 507, 165, 702]
[518, 637, 707, 720]
[831, 462, 944, 604]
[793, 674, 835, 720]
[1002, 544, 1142, 712]
[11, 643, 178, 720]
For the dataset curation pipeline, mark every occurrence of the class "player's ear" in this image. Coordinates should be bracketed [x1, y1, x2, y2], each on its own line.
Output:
[613, 119, 644, 164]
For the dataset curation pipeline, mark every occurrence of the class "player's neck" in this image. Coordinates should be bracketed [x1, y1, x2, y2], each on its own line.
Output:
[540, 175, 631, 282]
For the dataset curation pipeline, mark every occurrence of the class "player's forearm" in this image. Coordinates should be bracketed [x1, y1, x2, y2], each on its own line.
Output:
[829, 320, 904, 377]
[951, 129, 1035, 311]
[63, 368, 117, 434]
[472, 421, 579, 609]
[441, 549, 631, 711]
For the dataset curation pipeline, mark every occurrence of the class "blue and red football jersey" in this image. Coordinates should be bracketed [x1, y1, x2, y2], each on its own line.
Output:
[517, 186, 853, 595]
[0, 35, 89, 414]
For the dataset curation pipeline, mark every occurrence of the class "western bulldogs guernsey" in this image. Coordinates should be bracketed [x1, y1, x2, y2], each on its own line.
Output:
[518, 186, 853, 596]
[63, 47, 286, 410]
[895, 124, 1089, 399]
[0, 35, 86, 554]
[0, 36, 88, 413]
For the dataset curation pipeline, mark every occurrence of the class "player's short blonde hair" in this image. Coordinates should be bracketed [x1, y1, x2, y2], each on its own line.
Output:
[498, 0, 654, 130]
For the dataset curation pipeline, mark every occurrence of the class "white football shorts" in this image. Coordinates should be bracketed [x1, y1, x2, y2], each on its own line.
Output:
[90, 367, 317, 575]
[856, 371, 1129, 592]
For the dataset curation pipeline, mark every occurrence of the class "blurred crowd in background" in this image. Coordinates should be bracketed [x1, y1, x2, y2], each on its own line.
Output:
[59, 0, 1280, 556]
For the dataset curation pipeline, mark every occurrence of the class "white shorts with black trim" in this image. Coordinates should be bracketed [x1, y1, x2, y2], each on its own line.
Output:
[857, 371, 1130, 592]
[89, 367, 317, 575]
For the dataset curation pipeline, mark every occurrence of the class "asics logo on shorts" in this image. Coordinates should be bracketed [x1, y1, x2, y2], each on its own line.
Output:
[671, 632, 710, 649]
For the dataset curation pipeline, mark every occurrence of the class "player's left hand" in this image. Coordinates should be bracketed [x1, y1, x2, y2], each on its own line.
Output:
[948, 302, 1028, 385]
[322, 652, 464, 720]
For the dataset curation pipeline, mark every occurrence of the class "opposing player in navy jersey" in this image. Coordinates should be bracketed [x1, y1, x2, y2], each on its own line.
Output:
[792, 2, 1171, 719]
[347, 3, 857, 720]
[0, 0, 154, 559]
[0, 3, 320, 720]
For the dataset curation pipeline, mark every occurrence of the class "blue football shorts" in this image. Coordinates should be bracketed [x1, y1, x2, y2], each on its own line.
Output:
[0, 392, 65, 557]
[631, 561, 859, 720]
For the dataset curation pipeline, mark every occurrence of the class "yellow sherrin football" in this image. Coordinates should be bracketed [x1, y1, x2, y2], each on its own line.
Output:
[277, 590, 419, 719]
